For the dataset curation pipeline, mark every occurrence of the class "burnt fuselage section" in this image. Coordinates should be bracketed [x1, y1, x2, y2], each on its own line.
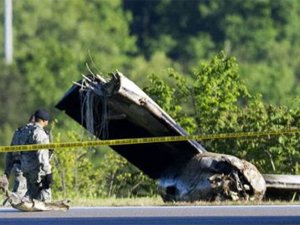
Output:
[56, 72, 206, 179]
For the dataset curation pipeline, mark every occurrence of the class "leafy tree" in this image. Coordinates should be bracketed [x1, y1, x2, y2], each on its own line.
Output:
[12, 0, 138, 109]
[0, 63, 31, 148]
[124, 0, 300, 105]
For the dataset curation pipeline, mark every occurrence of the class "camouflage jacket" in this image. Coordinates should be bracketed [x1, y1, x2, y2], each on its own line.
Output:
[21, 123, 52, 176]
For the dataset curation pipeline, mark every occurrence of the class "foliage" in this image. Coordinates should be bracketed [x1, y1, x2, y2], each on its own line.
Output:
[95, 151, 156, 198]
[51, 128, 156, 199]
[0, 62, 32, 151]
[12, 0, 138, 109]
[144, 51, 300, 175]
[124, 0, 300, 105]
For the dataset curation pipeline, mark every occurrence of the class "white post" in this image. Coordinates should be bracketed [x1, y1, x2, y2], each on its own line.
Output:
[4, 0, 13, 64]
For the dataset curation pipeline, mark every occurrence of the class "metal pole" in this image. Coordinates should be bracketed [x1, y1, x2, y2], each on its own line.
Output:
[4, 0, 13, 64]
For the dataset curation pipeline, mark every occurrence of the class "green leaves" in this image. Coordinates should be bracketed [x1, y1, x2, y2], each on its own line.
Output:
[10, 0, 138, 110]
[125, 0, 300, 106]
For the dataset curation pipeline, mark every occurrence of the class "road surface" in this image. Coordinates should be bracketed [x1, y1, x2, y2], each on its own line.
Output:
[1, 205, 300, 224]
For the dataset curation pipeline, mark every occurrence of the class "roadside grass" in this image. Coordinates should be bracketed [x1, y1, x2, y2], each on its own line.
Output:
[1, 195, 299, 207]
[61, 197, 300, 207]
[68, 196, 164, 207]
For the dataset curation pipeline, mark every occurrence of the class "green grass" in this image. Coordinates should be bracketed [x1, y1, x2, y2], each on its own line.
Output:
[68, 196, 164, 207]
[60, 197, 300, 207]
[1, 194, 299, 207]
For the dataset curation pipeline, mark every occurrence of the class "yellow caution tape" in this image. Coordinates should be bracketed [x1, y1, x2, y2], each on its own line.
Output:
[0, 129, 299, 153]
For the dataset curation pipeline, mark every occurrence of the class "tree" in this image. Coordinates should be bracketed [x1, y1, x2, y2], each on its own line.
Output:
[12, 0, 138, 109]
[124, 0, 300, 105]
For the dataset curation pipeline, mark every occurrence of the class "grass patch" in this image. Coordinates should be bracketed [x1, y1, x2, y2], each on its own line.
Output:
[1, 194, 299, 207]
[61, 197, 300, 207]
[68, 196, 164, 207]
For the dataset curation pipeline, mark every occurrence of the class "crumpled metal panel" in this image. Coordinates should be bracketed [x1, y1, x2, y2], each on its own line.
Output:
[158, 152, 266, 201]
[56, 72, 206, 179]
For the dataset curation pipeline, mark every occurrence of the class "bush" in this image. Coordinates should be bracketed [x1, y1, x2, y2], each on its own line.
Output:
[51, 130, 156, 199]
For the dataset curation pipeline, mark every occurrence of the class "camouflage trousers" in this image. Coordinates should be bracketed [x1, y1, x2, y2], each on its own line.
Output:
[11, 165, 27, 198]
[23, 171, 52, 202]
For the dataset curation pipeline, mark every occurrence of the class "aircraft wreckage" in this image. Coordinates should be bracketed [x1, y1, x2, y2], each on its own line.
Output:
[56, 71, 300, 202]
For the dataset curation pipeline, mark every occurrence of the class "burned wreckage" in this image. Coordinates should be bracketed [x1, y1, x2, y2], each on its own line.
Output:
[56, 71, 300, 202]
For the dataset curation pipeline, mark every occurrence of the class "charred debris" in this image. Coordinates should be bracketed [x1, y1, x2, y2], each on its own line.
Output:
[56, 71, 300, 202]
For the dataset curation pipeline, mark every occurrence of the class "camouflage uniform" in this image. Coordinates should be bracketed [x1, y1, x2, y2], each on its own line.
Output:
[21, 123, 52, 202]
[4, 123, 35, 198]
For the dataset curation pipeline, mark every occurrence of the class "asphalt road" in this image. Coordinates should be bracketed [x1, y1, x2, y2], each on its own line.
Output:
[1, 205, 300, 225]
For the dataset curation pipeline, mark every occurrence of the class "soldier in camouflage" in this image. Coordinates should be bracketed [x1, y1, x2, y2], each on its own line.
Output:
[4, 115, 35, 198]
[21, 109, 53, 202]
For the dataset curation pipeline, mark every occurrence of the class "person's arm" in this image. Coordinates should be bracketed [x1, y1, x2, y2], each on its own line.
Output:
[34, 128, 53, 189]
[34, 129, 52, 175]
[44, 129, 55, 160]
